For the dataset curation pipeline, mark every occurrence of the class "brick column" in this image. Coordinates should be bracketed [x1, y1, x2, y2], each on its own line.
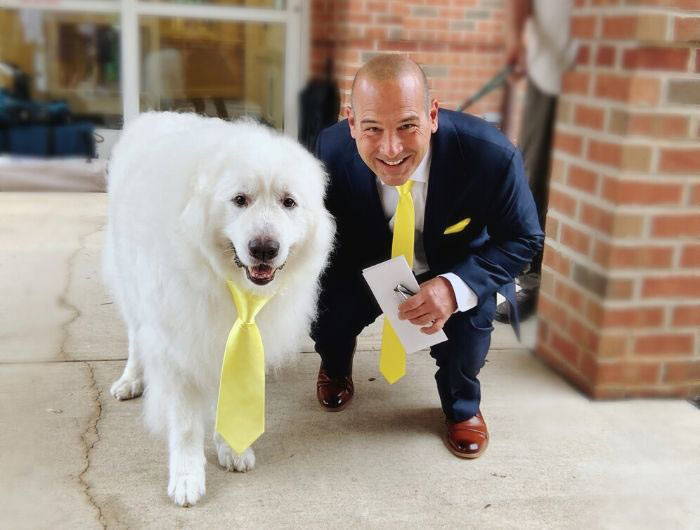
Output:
[536, 0, 700, 398]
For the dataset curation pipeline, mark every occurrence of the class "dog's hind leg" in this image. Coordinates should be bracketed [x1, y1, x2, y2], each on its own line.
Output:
[214, 432, 256, 472]
[166, 383, 207, 507]
[110, 324, 144, 400]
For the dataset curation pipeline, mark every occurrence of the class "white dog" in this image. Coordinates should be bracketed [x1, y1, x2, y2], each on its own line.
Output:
[103, 112, 334, 506]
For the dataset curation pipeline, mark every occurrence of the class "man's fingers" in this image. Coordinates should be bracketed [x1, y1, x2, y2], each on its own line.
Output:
[421, 318, 445, 335]
[398, 295, 432, 320]
[400, 304, 431, 320]
[400, 300, 447, 322]
[398, 293, 422, 313]
[409, 313, 434, 326]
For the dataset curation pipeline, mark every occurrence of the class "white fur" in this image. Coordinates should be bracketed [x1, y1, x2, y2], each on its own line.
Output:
[103, 112, 334, 507]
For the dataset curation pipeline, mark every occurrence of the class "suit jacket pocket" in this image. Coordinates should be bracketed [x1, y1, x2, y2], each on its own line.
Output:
[443, 217, 471, 235]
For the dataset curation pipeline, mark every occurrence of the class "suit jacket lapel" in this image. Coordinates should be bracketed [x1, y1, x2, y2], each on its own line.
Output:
[350, 151, 391, 231]
[424, 111, 467, 260]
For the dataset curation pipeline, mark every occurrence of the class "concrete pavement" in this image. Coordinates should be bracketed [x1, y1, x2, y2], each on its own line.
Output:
[1, 193, 698, 529]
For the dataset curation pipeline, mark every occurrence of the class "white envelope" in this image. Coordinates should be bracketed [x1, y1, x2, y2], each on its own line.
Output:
[362, 256, 448, 353]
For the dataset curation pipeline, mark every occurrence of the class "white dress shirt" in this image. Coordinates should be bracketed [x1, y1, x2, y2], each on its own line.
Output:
[377, 147, 478, 312]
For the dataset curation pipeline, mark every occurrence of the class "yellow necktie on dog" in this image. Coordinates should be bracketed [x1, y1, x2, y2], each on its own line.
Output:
[216, 280, 269, 454]
[379, 180, 414, 384]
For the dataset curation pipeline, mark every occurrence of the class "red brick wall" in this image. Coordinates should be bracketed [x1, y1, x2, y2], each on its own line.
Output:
[310, 0, 514, 123]
[536, 0, 700, 398]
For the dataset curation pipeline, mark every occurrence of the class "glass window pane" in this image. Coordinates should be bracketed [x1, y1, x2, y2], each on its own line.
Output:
[140, 17, 285, 129]
[0, 9, 122, 128]
[141, 0, 286, 9]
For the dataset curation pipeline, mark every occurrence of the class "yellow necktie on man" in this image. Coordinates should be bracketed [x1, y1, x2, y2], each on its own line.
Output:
[216, 280, 269, 454]
[379, 179, 414, 384]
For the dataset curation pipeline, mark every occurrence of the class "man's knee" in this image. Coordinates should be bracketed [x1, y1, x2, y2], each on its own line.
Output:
[430, 300, 495, 370]
[312, 285, 381, 344]
[311, 306, 377, 345]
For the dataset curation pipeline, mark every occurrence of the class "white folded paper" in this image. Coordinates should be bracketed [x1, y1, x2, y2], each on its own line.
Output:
[362, 256, 448, 353]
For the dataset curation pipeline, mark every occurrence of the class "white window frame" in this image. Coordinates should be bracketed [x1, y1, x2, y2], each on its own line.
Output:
[0, 0, 309, 137]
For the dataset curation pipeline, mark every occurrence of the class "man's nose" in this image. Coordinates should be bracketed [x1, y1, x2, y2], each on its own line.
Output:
[380, 131, 402, 159]
[248, 238, 280, 262]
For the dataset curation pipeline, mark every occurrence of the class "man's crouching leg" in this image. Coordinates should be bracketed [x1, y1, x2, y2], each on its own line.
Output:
[430, 295, 496, 458]
[311, 281, 381, 411]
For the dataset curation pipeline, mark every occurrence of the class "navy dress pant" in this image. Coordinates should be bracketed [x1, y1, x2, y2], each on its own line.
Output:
[311, 273, 495, 422]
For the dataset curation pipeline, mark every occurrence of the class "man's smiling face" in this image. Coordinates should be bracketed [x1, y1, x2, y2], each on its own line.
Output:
[348, 73, 439, 187]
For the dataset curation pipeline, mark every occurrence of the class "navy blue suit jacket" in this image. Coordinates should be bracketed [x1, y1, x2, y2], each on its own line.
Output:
[316, 108, 544, 323]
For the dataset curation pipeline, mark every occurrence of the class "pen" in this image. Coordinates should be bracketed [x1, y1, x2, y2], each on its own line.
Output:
[394, 283, 415, 301]
[394, 283, 434, 325]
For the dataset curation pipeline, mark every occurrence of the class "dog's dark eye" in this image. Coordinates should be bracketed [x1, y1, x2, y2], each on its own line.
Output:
[282, 197, 296, 209]
[232, 194, 248, 207]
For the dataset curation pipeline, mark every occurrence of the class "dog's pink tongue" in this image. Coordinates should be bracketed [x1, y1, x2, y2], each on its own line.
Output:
[251, 265, 274, 280]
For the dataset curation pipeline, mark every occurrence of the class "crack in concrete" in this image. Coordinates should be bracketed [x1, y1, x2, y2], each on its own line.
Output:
[78, 361, 107, 530]
[57, 221, 106, 361]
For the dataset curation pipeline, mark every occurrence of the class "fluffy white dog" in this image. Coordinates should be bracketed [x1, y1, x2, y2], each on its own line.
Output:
[103, 112, 334, 506]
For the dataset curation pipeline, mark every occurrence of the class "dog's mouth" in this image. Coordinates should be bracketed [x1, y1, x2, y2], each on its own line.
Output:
[245, 264, 277, 285]
[229, 242, 285, 286]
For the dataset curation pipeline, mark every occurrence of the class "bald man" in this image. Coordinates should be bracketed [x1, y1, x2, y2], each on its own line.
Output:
[311, 55, 543, 458]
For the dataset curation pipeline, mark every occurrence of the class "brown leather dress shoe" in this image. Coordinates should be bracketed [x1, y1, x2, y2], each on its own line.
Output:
[316, 366, 354, 411]
[445, 411, 489, 459]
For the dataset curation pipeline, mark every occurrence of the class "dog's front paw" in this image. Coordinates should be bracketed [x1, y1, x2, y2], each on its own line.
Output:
[168, 469, 206, 507]
[110, 374, 144, 401]
[214, 434, 256, 472]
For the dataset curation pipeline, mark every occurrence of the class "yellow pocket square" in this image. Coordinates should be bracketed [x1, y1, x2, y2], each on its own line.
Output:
[443, 217, 471, 235]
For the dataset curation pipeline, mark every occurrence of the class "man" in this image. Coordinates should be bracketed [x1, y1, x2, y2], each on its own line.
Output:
[311, 55, 543, 458]
[496, 0, 577, 323]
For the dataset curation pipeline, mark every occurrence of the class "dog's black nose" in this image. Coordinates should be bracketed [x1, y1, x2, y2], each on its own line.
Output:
[248, 238, 279, 262]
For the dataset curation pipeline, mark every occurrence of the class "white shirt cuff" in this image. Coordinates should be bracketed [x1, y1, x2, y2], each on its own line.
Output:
[439, 273, 478, 313]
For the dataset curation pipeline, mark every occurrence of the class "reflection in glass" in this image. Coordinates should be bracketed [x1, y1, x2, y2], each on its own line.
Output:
[141, 0, 286, 9]
[0, 9, 122, 128]
[140, 17, 285, 129]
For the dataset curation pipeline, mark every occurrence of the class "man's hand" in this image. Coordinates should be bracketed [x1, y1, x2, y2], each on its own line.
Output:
[504, 0, 531, 81]
[506, 42, 527, 80]
[398, 277, 457, 335]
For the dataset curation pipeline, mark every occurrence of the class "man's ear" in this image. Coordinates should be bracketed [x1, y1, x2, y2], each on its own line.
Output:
[429, 99, 439, 133]
[346, 106, 358, 139]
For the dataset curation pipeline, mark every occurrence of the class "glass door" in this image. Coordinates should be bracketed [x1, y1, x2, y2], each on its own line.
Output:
[0, 0, 307, 136]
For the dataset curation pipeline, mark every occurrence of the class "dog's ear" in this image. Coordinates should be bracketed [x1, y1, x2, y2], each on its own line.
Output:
[179, 177, 212, 250]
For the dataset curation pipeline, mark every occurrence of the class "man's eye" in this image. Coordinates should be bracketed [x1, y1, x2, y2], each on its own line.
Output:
[282, 197, 296, 209]
[364, 127, 379, 133]
[232, 194, 248, 207]
[400, 123, 417, 131]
